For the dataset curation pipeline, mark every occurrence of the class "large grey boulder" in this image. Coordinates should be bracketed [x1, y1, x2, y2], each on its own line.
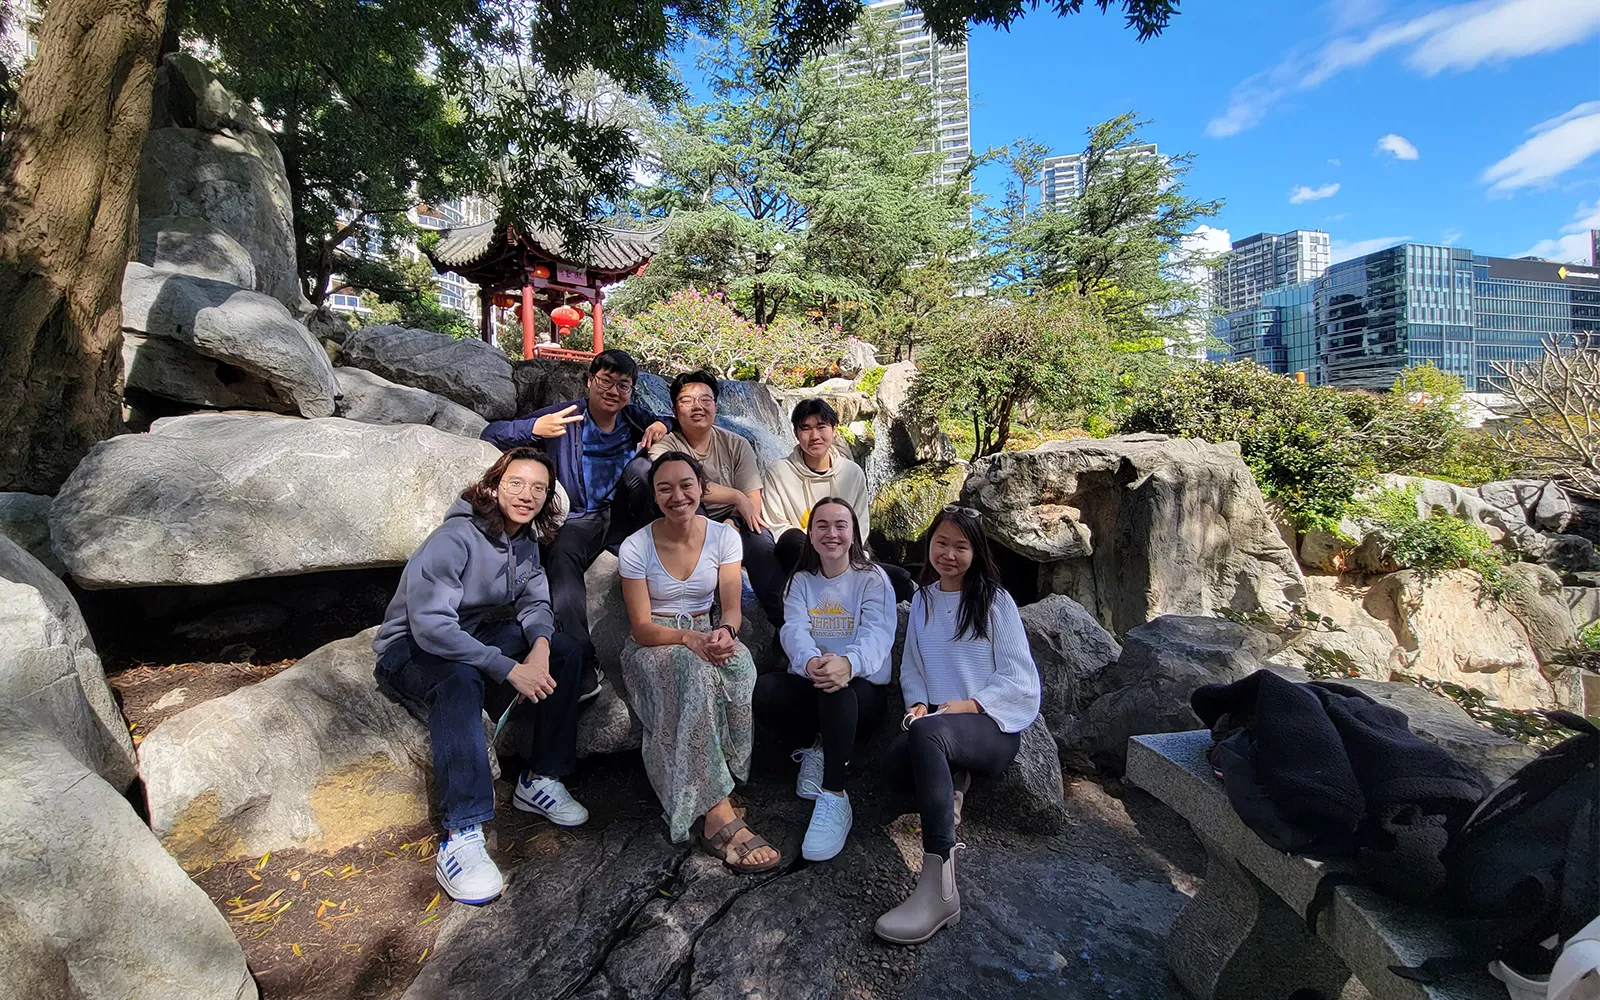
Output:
[0, 714, 257, 1000]
[1479, 479, 1572, 533]
[121, 263, 338, 417]
[52, 413, 501, 587]
[1067, 616, 1275, 769]
[0, 537, 136, 790]
[344, 324, 517, 420]
[963, 714, 1068, 833]
[966, 435, 1307, 635]
[140, 54, 302, 310]
[873, 361, 955, 467]
[1540, 533, 1600, 574]
[139, 627, 496, 869]
[1018, 594, 1121, 740]
[334, 366, 488, 438]
[137, 214, 256, 289]
[0, 491, 60, 574]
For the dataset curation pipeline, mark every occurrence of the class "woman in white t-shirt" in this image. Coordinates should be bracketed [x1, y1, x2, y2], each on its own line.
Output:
[753, 497, 894, 864]
[617, 451, 779, 873]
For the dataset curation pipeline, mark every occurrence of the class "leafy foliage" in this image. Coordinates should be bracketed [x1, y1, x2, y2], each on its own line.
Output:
[1390, 671, 1569, 750]
[854, 365, 886, 396]
[1350, 484, 1510, 599]
[608, 288, 846, 388]
[910, 291, 1112, 460]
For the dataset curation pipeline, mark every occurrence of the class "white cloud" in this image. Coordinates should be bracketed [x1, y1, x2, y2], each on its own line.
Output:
[1207, 0, 1600, 138]
[1482, 102, 1600, 195]
[1328, 158, 1343, 167]
[1441, 227, 1464, 245]
[1376, 133, 1419, 160]
[1332, 236, 1409, 263]
[1290, 183, 1342, 204]
[1518, 202, 1600, 263]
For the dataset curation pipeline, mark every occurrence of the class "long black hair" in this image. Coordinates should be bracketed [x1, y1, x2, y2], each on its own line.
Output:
[917, 506, 1002, 641]
[784, 496, 875, 597]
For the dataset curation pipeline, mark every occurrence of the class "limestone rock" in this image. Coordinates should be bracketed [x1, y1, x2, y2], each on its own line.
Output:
[139, 628, 497, 868]
[0, 537, 136, 790]
[1479, 479, 1572, 533]
[52, 413, 502, 587]
[1365, 569, 1577, 712]
[967, 435, 1307, 635]
[344, 324, 517, 420]
[511, 356, 590, 417]
[963, 714, 1068, 834]
[1499, 562, 1581, 669]
[0, 492, 60, 574]
[1382, 474, 1546, 560]
[1334, 678, 1536, 788]
[874, 361, 955, 466]
[843, 336, 879, 376]
[0, 714, 257, 1000]
[1541, 533, 1600, 574]
[299, 302, 354, 345]
[121, 263, 338, 417]
[138, 215, 256, 288]
[868, 461, 966, 548]
[1268, 574, 1400, 679]
[1018, 594, 1122, 740]
[1067, 616, 1275, 769]
[334, 366, 488, 438]
[153, 51, 267, 135]
[138, 125, 302, 310]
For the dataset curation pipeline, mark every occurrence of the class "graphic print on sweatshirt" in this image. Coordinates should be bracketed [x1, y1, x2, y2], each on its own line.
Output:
[808, 592, 856, 639]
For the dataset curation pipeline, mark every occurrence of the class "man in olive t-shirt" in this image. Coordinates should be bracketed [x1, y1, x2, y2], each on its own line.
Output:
[648, 371, 785, 627]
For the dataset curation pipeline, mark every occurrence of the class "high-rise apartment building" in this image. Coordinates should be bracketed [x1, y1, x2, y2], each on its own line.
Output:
[832, 1, 971, 188]
[1, 0, 42, 72]
[1038, 143, 1159, 213]
[1213, 242, 1600, 390]
[1212, 230, 1331, 314]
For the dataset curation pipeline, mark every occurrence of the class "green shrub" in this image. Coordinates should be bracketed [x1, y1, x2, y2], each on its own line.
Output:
[1120, 362, 1376, 530]
[1579, 620, 1600, 651]
[854, 365, 886, 396]
[609, 290, 847, 388]
[1351, 484, 1510, 598]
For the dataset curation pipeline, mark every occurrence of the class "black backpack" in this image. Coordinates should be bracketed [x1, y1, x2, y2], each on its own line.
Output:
[1400, 712, 1598, 981]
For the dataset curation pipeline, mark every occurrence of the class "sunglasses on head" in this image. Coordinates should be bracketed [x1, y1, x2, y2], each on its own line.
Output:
[942, 504, 981, 521]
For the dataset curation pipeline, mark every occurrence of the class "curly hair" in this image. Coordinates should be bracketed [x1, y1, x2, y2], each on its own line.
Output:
[461, 447, 564, 543]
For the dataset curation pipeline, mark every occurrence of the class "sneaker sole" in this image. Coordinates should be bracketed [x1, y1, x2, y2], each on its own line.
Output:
[512, 795, 589, 826]
[435, 869, 503, 905]
[802, 837, 846, 862]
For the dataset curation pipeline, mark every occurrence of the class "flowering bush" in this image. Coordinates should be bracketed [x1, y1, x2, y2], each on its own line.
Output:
[609, 290, 848, 388]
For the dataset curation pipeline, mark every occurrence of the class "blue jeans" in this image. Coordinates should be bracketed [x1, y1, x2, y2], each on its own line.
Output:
[375, 620, 583, 831]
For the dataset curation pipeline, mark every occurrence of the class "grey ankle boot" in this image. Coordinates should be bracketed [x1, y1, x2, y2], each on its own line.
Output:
[874, 849, 961, 944]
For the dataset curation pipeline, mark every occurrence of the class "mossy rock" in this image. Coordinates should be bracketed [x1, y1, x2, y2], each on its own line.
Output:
[870, 461, 966, 543]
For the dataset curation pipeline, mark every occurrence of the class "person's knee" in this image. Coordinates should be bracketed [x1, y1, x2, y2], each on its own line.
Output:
[431, 661, 486, 712]
[620, 453, 651, 490]
[742, 527, 776, 559]
[547, 634, 583, 681]
[907, 716, 953, 756]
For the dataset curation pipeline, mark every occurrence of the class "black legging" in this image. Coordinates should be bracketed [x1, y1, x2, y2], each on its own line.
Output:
[884, 714, 1022, 858]
[773, 528, 916, 603]
[752, 671, 889, 792]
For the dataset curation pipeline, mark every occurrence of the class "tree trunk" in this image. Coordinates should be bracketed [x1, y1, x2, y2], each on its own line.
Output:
[0, 0, 167, 492]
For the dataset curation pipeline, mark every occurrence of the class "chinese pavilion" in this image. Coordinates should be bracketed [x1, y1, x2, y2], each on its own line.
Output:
[425, 218, 663, 362]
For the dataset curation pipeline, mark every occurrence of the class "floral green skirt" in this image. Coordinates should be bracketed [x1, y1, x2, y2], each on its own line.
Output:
[620, 612, 756, 843]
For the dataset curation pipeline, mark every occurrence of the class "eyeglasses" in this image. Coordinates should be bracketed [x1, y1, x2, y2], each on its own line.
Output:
[677, 393, 716, 407]
[591, 374, 633, 396]
[942, 504, 981, 521]
[501, 478, 549, 497]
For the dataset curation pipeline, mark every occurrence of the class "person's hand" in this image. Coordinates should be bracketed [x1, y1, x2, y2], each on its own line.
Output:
[507, 641, 556, 701]
[532, 404, 585, 439]
[938, 699, 982, 715]
[641, 420, 669, 450]
[906, 703, 929, 720]
[804, 656, 827, 683]
[703, 626, 737, 666]
[811, 654, 851, 692]
[733, 493, 768, 533]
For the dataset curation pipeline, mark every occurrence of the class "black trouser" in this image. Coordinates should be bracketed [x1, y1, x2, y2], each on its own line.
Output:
[753, 671, 889, 792]
[735, 519, 786, 627]
[376, 622, 583, 830]
[884, 714, 1023, 858]
[774, 527, 917, 603]
[545, 454, 654, 667]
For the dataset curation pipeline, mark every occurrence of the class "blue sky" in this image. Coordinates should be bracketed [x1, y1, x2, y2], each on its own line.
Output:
[963, 0, 1600, 263]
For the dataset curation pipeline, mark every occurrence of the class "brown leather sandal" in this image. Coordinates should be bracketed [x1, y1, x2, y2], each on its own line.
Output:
[699, 817, 780, 873]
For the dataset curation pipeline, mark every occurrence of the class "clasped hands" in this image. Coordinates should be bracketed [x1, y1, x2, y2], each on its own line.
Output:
[805, 654, 852, 693]
[684, 625, 739, 666]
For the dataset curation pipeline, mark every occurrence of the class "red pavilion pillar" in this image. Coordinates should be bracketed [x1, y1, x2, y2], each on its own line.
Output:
[592, 290, 605, 355]
[520, 278, 535, 360]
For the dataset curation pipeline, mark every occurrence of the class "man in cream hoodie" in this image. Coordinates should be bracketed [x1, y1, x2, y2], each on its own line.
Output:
[764, 399, 871, 571]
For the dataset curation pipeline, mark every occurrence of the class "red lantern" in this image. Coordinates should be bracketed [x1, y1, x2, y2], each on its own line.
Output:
[491, 292, 516, 309]
[551, 304, 583, 330]
[531, 265, 551, 280]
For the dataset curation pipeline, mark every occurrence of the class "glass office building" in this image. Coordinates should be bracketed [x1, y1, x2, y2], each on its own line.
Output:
[1211, 242, 1600, 390]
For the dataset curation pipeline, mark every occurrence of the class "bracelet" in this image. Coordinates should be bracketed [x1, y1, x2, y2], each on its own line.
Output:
[718, 623, 738, 641]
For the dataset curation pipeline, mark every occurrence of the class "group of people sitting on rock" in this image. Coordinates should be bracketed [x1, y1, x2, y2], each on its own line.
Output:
[372, 349, 1042, 946]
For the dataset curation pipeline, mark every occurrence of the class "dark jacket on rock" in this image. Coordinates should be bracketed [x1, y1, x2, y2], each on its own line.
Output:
[1192, 670, 1486, 901]
[372, 498, 555, 682]
[481, 398, 667, 514]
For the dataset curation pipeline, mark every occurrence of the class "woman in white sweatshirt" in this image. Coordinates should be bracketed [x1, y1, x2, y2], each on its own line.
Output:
[752, 496, 895, 863]
[874, 504, 1041, 946]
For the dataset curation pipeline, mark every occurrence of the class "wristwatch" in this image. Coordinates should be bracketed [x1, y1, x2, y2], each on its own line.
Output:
[717, 623, 738, 642]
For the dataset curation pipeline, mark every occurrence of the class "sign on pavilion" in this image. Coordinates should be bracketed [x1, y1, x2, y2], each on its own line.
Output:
[425, 218, 663, 361]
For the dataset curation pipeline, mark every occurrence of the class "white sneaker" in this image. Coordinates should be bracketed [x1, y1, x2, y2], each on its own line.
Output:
[436, 825, 503, 905]
[793, 740, 824, 800]
[800, 783, 852, 862]
[513, 772, 590, 826]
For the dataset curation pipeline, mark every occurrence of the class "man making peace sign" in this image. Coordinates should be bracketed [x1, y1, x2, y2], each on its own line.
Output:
[482, 350, 670, 698]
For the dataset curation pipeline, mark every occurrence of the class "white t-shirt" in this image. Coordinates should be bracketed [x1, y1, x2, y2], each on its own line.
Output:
[618, 516, 743, 616]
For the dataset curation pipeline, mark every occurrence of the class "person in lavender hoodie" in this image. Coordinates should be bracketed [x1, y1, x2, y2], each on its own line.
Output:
[875, 505, 1041, 945]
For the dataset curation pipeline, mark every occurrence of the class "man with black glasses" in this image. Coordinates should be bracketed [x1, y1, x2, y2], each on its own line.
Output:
[482, 350, 670, 699]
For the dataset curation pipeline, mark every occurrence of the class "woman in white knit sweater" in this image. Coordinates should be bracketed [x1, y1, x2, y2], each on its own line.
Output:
[753, 497, 895, 864]
[875, 504, 1041, 946]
